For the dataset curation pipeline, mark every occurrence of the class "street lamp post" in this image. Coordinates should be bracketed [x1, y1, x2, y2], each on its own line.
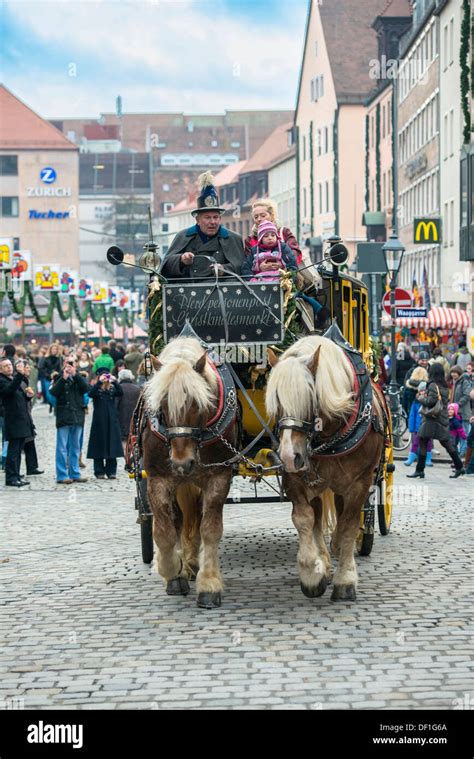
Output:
[383, 231, 405, 413]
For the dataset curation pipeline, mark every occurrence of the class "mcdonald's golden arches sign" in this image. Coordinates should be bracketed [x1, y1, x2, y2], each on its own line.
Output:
[413, 218, 442, 244]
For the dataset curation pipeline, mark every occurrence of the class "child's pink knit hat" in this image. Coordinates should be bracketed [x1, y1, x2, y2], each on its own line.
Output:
[448, 402, 459, 414]
[257, 221, 278, 243]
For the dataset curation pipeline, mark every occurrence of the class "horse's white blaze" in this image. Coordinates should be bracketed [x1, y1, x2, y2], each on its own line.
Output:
[279, 429, 298, 471]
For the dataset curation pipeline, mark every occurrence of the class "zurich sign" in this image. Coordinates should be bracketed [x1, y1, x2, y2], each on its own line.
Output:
[40, 167, 57, 184]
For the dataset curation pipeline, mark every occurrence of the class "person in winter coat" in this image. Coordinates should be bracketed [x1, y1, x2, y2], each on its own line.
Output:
[450, 340, 472, 371]
[407, 362, 465, 479]
[124, 344, 143, 379]
[49, 357, 89, 484]
[402, 351, 430, 412]
[92, 345, 115, 375]
[42, 344, 63, 411]
[395, 342, 415, 389]
[0, 357, 34, 487]
[242, 221, 297, 281]
[244, 198, 302, 264]
[450, 365, 472, 457]
[87, 370, 123, 478]
[17, 359, 43, 476]
[429, 347, 450, 379]
[447, 402, 467, 455]
[403, 363, 427, 416]
[116, 369, 141, 453]
[404, 372, 433, 466]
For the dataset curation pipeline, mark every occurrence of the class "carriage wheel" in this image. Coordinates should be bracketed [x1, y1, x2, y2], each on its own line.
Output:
[138, 477, 154, 565]
[378, 445, 394, 536]
[356, 499, 375, 556]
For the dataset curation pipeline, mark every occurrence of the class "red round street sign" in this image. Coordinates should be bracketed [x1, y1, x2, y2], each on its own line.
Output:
[382, 288, 412, 315]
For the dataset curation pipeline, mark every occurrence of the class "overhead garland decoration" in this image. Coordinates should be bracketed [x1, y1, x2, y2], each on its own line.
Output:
[1, 282, 134, 328]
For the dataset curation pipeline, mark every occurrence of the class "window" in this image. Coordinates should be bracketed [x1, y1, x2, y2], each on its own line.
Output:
[382, 105, 386, 139]
[163, 202, 174, 213]
[0, 155, 18, 175]
[449, 109, 454, 157]
[315, 41, 318, 56]
[443, 24, 448, 70]
[302, 135, 306, 162]
[211, 140, 218, 147]
[318, 183, 322, 214]
[444, 202, 449, 247]
[449, 18, 454, 65]
[325, 181, 329, 213]
[230, 141, 240, 148]
[303, 187, 307, 217]
[324, 126, 328, 153]
[317, 129, 322, 157]
[162, 223, 169, 233]
[0, 196, 19, 216]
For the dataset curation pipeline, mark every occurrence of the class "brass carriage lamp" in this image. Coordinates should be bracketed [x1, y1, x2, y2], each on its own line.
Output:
[382, 231, 405, 408]
[139, 240, 161, 272]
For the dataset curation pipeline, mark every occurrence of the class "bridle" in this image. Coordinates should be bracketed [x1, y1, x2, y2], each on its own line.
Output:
[277, 417, 314, 436]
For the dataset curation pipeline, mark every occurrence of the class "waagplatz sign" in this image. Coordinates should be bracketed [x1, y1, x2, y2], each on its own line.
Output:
[163, 281, 284, 345]
[381, 288, 412, 315]
[396, 307, 428, 318]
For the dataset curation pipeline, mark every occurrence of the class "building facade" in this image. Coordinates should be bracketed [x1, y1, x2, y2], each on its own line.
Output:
[295, 0, 399, 263]
[79, 152, 153, 285]
[0, 86, 79, 270]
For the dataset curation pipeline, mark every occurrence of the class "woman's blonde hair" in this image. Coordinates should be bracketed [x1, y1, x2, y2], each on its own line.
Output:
[251, 198, 279, 237]
[46, 343, 62, 357]
[411, 366, 429, 382]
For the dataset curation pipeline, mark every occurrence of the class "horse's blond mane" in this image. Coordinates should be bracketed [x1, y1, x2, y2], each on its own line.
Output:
[266, 335, 355, 420]
[144, 337, 218, 424]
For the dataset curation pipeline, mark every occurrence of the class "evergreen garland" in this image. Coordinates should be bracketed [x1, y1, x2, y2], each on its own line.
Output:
[375, 103, 381, 211]
[460, 0, 471, 144]
[1, 282, 134, 329]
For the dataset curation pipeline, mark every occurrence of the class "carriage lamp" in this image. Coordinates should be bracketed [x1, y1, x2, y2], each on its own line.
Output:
[139, 241, 161, 272]
[382, 232, 405, 412]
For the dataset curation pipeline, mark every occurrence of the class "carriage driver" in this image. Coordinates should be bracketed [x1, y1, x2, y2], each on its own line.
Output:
[160, 171, 245, 279]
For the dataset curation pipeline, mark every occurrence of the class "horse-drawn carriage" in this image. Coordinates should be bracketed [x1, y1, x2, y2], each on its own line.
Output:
[107, 237, 394, 607]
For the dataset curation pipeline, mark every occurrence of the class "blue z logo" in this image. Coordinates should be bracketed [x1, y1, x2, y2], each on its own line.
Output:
[40, 167, 57, 184]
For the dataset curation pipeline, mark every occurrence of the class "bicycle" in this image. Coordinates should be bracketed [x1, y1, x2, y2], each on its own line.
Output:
[385, 386, 411, 451]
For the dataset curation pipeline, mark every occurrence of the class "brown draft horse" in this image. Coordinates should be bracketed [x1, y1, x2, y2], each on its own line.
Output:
[141, 337, 237, 609]
[266, 335, 386, 602]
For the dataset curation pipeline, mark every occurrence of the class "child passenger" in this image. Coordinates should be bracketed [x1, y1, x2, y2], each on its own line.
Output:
[242, 221, 297, 282]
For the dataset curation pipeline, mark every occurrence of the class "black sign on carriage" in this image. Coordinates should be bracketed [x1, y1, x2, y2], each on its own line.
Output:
[163, 281, 284, 345]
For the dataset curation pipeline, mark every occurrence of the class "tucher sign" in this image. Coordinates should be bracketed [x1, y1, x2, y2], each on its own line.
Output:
[163, 281, 284, 346]
[414, 218, 442, 244]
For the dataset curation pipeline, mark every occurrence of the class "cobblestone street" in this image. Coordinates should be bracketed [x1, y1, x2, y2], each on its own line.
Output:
[1, 405, 473, 710]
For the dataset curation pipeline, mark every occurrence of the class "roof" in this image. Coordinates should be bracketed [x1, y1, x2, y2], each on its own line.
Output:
[379, 0, 413, 17]
[296, 0, 401, 111]
[0, 85, 77, 150]
[239, 122, 294, 175]
[213, 160, 247, 187]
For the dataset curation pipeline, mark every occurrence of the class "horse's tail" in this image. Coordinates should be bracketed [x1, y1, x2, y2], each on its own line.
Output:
[176, 484, 202, 542]
[321, 488, 337, 537]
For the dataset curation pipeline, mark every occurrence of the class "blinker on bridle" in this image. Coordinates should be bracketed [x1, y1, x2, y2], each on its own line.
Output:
[277, 417, 314, 436]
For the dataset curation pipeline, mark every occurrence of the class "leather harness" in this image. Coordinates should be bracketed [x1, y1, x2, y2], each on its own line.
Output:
[148, 354, 237, 447]
[277, 322, 383, 459]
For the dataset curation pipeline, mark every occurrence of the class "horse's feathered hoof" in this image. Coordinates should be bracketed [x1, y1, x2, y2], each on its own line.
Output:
[166, 577, 190, 596]
[300, 576, 329, 598]
[331, 584, 356, 602]
[197, 592, 222, 609]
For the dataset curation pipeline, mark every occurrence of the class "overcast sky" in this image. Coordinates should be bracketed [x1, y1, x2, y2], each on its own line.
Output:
[1, 0, 308, 118]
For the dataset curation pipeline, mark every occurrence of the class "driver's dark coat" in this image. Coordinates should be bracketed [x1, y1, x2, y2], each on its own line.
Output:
[160, 225, 245, 278]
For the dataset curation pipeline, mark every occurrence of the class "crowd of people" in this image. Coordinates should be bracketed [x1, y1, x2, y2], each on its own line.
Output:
[0, 340, 145, 487]
[382, 340, 474, 478]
